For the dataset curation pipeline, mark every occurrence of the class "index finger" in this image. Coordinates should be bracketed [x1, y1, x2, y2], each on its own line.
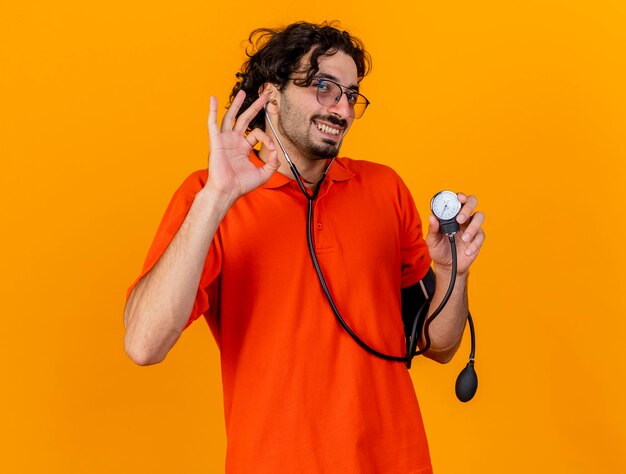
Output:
[221, 89, 246, 133]
[457, 193, 478, 224]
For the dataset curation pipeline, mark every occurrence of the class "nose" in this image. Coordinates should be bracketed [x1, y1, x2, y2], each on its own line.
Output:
[328, 91, 353, 119]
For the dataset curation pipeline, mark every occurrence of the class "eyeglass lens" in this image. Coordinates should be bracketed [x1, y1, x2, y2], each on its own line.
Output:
[315, 80, 368, 118]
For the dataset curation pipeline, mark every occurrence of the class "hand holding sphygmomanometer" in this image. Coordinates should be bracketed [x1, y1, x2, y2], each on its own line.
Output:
[429, 191, 478, 402]
[262, 102, 479, 402]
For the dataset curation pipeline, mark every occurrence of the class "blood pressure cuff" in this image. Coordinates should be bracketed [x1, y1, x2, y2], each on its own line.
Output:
[401, 268, 436, 345]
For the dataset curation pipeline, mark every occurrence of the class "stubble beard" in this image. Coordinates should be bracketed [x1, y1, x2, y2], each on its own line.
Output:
[277, 100, 342, 161]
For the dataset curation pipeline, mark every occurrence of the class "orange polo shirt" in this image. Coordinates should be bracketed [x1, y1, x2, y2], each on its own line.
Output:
[128, 151, 433, 473]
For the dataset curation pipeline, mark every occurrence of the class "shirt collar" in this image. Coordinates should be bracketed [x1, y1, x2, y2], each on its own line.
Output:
[249, 150, 355, 189]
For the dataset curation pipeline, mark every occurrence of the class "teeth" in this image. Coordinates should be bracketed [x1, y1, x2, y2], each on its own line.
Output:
[315, 122, 340, 136]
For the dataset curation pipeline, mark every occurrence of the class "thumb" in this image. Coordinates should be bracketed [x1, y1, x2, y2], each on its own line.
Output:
[257, 149, 280, 182]
[265, 148, 280, 170]
[425, 214, 441, 245]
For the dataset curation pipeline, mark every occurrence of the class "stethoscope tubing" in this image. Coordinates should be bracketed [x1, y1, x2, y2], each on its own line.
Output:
[263, 107, 475, 369]
[305, 194, 461, 366]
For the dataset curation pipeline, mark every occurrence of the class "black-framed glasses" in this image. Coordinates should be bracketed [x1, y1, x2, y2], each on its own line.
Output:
[305, 78, 370, 119]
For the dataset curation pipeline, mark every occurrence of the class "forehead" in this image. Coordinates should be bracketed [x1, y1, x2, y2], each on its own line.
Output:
[301, 50, 359, 89]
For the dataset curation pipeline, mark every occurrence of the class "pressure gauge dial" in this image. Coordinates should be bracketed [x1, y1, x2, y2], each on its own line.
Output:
[431, 191, 461, 235]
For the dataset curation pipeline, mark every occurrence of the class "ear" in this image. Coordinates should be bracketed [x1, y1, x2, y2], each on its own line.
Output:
[258, 83, 280, 114]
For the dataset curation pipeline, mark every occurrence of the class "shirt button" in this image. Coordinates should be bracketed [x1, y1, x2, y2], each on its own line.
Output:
[316, 223, 323, 230]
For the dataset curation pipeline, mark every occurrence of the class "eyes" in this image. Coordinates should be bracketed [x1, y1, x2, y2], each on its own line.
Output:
[314, 79, 359, 105]
[303, 77, 370, 118]
[345, 92, 359, 104]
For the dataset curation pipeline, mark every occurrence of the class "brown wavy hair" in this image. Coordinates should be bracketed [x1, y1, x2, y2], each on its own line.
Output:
[229, 21, 371, 132]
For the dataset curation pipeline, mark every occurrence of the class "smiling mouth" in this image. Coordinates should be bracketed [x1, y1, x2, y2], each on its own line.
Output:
[313, 120, 341, 136]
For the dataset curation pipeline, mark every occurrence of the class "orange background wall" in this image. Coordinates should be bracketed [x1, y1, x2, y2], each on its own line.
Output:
[2, 1, 625, 472]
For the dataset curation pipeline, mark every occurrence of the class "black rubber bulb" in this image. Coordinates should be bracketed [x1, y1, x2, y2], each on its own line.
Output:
[455, 360, 478, 402]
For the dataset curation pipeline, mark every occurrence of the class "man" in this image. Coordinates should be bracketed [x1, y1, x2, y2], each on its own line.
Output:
[125, 21, 485, 473]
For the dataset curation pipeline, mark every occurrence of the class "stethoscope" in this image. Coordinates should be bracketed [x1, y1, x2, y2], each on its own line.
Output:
[264, 107, 478, 402]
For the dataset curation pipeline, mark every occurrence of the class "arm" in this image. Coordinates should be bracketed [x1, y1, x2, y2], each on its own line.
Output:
[124, 91, 279, 365]
[419, 193, 485, 364]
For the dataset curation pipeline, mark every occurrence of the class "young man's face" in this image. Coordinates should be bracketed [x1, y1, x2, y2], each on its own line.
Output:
[275, 51, 359, 161]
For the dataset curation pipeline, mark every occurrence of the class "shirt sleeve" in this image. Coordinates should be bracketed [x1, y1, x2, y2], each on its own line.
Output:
[125, 170, 220, 329]
[397, 177, 432, 288]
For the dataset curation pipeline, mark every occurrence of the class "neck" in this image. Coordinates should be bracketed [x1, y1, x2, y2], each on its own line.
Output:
[259, 143, 329, 188]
